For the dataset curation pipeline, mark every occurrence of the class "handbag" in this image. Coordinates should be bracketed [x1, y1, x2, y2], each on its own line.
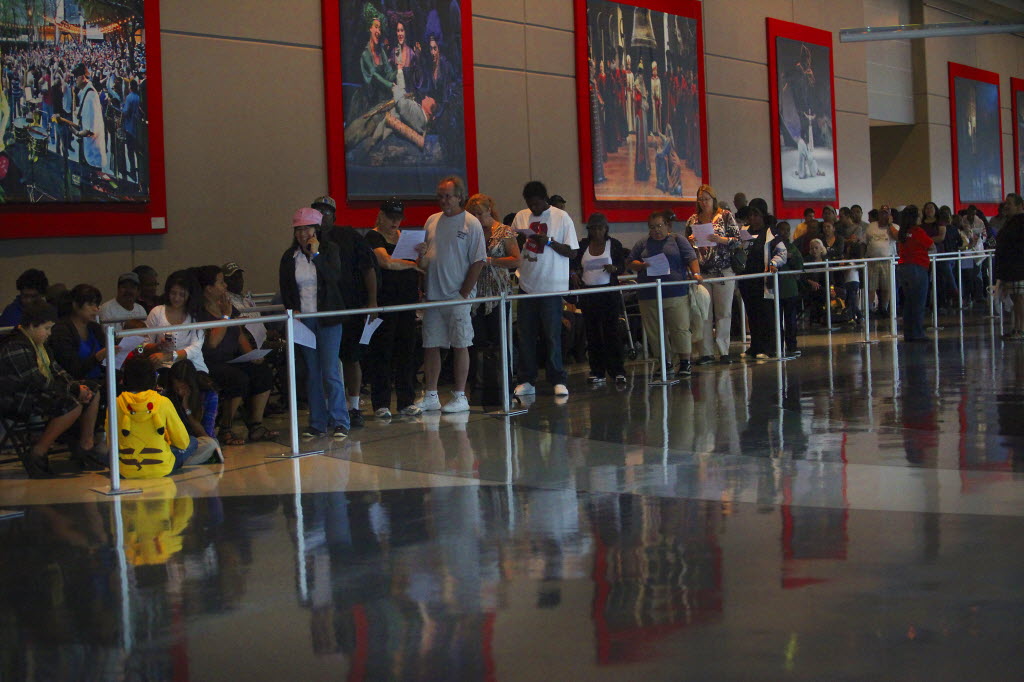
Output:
[688, 282, 711, 323]
[730, 243, 747, 273]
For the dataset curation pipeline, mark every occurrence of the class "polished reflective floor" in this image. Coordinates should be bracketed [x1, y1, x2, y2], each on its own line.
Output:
[3, 317, 1024, 680]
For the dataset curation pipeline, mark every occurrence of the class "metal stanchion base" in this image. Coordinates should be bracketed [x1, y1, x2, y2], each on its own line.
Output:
[649, 378, 681, 386]
[266, 449, 326, 460]
[0, 509, 25, 520]
[487, 408, 530, 417]
[90, 486, 143, 497]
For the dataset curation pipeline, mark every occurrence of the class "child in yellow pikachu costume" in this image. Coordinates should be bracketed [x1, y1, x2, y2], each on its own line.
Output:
[112, 357, 191, 479]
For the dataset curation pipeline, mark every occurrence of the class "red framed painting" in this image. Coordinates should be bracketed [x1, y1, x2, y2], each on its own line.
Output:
[1011, 77, 1024, 196]
[766, 18, 839, 220]
[948, 62, 1003, 215]
[0, 0, 167, 239]
[321, 0, 478, 227]
[574, 0, 708, 223]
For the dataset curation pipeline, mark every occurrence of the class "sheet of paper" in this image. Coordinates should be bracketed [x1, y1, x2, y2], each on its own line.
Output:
[293, 321, 317, 349]
[391, 229, 426, 260]
[228, 348, 272, 364]
[739, 229, 755, 241]
[644, 252, 670, 276]
[691, 222, 716, 248]
[359, 315, 385, 345]
[107, 334, 145, 370]
[584, 256, 612, 271]
[245, 321, 268, 349]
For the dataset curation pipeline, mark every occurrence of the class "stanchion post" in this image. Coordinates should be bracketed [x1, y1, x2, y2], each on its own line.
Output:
[649, 280, 679, 386]
[496, 291, 527, 416]
[930, 255, 939, 330]
[771, 271, 783, 359]
[824, 261, 833, 331]
[988, 253, 996, 318]
[90, 325, 141, 496]
[957, 255, 964, 310]
[863, 262, 871, 343]
[267, 310, 324, 458]
[889, 255, 898, 337]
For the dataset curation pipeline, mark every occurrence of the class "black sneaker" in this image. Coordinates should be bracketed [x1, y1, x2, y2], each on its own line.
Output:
[676, 360, 692, 376]
[719, 354, 733, 364]
[696, 355, 714, 366]
[332, 425, 349, 440]
[348, 409, 365, 428]
[301, 427, 326, 439]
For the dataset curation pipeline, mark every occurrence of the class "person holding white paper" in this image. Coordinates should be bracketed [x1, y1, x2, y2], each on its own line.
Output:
[628, 209, 701, 378]
[364, 199, 423, 419]
[686, 184, 742, 364]
[572, 213, 628, 384]
[279, 207, 349, 440]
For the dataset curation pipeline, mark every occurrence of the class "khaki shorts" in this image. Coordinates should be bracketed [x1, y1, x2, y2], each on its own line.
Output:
[867, 261, 892, 292]
[422, 302, 474, 349]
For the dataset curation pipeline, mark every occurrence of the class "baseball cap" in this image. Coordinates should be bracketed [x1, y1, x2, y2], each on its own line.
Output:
[381, 198, 404, 217]
[292, 207, 323, 228]
[221, 262, 244, 277]
[117, 272, 140, 286]
[311, 195, 336, 211]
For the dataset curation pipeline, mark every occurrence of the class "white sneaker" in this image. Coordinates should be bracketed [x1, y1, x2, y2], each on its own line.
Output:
[441, 394, 470, 413]
[554, 384, 569, 397]
[398, 404, 422, 416]
[416, 393, 442, 411]
[514, 382, 536, 396]
[374, 407, 392, 418]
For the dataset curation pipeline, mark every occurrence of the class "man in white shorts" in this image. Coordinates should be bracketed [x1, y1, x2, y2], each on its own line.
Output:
[415, 175, 487, 413]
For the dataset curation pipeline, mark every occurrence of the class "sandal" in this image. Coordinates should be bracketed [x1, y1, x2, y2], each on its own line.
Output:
[217, 428, 246, 446]
[247, 423, 279, 442]
[21, 449, 54, 479]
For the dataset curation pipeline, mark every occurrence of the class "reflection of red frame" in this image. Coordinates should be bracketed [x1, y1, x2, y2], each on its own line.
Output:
[0, 2, 167, 239]
[574, 0, 708, 223]
[1010, 77, 1024, 195]
[948, 62, 1003, 215]
[321, 0, 478, 227]
[766, 18, 839, 220]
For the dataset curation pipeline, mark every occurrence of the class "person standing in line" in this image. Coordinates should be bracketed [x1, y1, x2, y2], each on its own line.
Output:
[896, 205, 933, 342]
[994, 196, 1024, 339]
[511, 181, 579, 398]
[415, 176, 486, 413]
[865, 205, 899, 316]
[739, 198, 778, 358]
[572, 213, 628, 384]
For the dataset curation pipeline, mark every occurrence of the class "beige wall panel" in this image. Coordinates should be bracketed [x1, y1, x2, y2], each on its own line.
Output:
[705, 95, 773, 206]
[473, 67, 532, 218]
[836, 112, 872, 208]
[702, 0, 791, 64]
[473, 0, 525, 24]
[0, 238, 137, 302]
[870, 124, 931, 207]
[928, 122, 954, 208]
[525, 73, 582, 227]
[473, 17, 526, 70]
[161, 0, 323, 46]
[836, 77, 869, 116]
[705, 55, 768, 104]
[524, 0, 574, 32]
[524, 25, 575, 77]
[159, 35, 329, 293]
[919, 92, 950, 127]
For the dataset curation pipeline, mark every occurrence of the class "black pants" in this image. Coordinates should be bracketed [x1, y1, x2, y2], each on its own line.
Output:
[739, 280, 776, 355]
[781, 297, 800, 353]
[207, 361, 274, 400]
[580, 290, 625, 376]
[365, 309, 418, 411]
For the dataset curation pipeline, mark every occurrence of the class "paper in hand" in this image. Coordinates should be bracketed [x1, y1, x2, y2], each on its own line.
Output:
[739, 229, 755, 241]
[245, 322, 268, 349]
[691, 222, 716, 248]
[293, 321, 317, 349]
[229, 349, 272, 364]
[391, 230, 426, 260]
[584, 256, 611, 271]
[359, 315, 384, 345]
[644, 252, 671, 276]
[106, 334, 145, 370]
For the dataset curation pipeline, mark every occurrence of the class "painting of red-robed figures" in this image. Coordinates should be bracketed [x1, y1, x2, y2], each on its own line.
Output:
[337, 0, 469, 201]
[0, 0, 151, 204]
[583, 0, 704, 205]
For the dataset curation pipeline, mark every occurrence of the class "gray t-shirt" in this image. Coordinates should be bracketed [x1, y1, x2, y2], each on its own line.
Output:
[422, 210, 487, 301]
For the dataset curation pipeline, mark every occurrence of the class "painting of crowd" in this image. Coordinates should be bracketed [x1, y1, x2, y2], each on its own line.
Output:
[340, 0, 467, 200]
[586, 0, 702, 202]
[775, 37, 836, 202]
[0, 0, 148, 204]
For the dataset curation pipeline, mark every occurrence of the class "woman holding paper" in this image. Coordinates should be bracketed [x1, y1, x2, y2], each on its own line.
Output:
[686, 184, 742, 364]
[573, 213, 628, 383]
[628, 209, 702, 378]
[194, 265, 276, 444]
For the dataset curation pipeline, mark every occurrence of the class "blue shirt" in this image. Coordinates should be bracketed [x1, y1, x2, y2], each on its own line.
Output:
[0, 297, 24, 327]
[628, 234, 697, 300]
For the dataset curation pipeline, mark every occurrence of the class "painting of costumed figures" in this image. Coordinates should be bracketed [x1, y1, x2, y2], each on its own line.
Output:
[775, 37, 836, 202]
[586, 0, 702, 201]
[954, 76, 1001, 203]
[340, 0, 466, 200]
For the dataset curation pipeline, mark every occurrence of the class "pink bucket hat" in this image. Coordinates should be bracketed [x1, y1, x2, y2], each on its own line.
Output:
[292, 207, 323, 228]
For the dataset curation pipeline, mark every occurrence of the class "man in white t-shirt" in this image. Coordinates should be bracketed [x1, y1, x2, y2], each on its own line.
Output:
[98, 272, 147, 329]
[415, 175, 487, 414]
[511, 181, 579, 398]
[864, 205, 899, 315]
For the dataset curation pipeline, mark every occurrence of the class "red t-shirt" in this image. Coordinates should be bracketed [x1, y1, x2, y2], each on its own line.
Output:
[898, 226, 932, 268]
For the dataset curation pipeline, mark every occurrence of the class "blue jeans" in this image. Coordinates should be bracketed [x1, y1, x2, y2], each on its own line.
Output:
[299, 318, 348, 432]
[517, 295, 566, 385]
[897, 264, 928, 340]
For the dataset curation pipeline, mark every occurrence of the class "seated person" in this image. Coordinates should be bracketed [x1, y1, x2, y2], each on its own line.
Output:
[113, 357, 191, 479]
[161, 359, 223, 465]
[0, 300, 102, 477]
[132, 265, 161, 312]
[50, 284, 108, 383]
[99, 272, 147, 329]
[0, 268, 48, 327]
[142, 270, 207, 372]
